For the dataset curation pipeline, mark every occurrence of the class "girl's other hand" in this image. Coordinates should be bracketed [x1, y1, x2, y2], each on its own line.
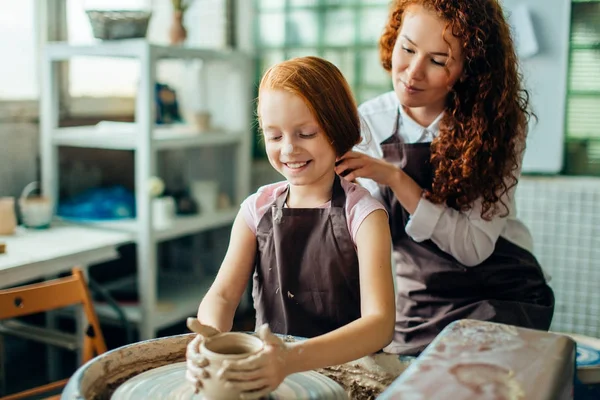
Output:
[218, 324, 289, 400]
[185, 318, 221, 393]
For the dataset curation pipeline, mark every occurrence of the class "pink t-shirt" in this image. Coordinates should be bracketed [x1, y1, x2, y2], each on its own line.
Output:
[240, 179, 387, 246]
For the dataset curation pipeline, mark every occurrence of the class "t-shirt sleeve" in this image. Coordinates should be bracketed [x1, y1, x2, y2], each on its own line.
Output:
[240, 193, 260, 235]
[343, 180, 388, 244]
[239, 181, 288, 235]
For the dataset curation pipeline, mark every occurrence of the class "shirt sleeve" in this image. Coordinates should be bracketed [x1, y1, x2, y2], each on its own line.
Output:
[406, 139, 528, 267]
[344, 182, 388, 244]
[239, 194, 258, 235]
[405, 189, 515, 267]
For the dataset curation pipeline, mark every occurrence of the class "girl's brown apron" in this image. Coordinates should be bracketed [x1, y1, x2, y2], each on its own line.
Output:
[381, 113, 554, 355]
[252, 175, 361, 338]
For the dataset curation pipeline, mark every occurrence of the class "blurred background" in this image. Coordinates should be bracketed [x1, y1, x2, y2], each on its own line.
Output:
[0, 0, 599, 396]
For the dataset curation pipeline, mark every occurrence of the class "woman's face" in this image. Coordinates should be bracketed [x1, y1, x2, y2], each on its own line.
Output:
[391, 4, 465, 114]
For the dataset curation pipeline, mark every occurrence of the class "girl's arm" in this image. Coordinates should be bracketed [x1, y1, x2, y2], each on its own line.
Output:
[220, 209, 395, 398]
[283, 208, 395, 373]
[196, 211, 257, 332]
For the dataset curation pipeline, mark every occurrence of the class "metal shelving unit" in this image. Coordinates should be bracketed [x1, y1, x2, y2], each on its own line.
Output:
[40, 39, 254, 340]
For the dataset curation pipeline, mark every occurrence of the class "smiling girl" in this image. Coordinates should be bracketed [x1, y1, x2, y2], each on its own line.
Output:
[186, 56, 395, 398]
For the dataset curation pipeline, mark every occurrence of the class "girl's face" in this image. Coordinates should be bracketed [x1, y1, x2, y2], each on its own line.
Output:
[391, 4, 465, 114]
[259, 89, 336, 188]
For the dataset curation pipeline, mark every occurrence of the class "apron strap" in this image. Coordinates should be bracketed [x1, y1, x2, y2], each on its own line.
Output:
[380, 107, 402, 146]
[273, 175, 346, 210]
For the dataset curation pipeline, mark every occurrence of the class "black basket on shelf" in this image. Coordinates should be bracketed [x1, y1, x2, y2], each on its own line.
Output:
[86, 10, 151, 40]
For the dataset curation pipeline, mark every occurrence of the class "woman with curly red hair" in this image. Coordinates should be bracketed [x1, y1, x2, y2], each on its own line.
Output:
[335, 0, 554, 355]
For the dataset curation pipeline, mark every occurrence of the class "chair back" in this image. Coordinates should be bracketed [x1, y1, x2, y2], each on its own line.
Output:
[0, 268, 107, 400]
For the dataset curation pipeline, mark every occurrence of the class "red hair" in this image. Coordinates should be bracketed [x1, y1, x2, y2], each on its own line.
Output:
[380, 0, 533, 219]
[258, 56, 361, 156]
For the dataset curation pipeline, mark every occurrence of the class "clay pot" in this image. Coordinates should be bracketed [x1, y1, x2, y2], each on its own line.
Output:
[0, 197, 17, 235]
[200, 333, 264, 400]
[19, 181, 53, 229]
[169, 11, 187, 45]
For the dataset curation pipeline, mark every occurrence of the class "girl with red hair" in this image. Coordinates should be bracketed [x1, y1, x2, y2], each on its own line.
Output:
[186, 56, 395, 397]
[336, 0, 554, 355]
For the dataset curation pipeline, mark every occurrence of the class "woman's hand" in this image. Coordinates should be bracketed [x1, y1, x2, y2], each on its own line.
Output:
[185, 318, 221, 393]
[218, 324, 289, 400]
[335, 151, 400, 187]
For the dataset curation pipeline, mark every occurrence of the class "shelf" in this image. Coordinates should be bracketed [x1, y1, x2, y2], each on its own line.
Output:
[61, 207, 238, 243]
[93, 272, 216, 330]
[52, 125, 243, 150]
[45, 39, 249, 62]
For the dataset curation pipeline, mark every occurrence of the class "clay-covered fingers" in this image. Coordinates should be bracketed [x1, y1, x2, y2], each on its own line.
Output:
[225, 378, 270, 392]
[218, 363, 265, 381]
[184, 369, 204, 389]
[186, 333, 211, 392]
[186, 317, 220, 338]
[186, 334, 202, 354]
[186, 358, 210, 377]
[223, 352, 267, 372]
[256, 324, 284, 347]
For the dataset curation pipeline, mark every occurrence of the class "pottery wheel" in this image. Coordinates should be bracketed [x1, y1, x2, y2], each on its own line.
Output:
[111, 362, 348, 400]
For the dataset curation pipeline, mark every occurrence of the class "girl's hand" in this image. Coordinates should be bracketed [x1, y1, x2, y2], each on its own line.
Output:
[218, 324, 289, 400]
[335, 151, 399, 187]
[185, 318, 221, 393]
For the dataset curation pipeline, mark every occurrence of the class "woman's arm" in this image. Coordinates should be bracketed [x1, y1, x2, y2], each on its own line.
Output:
[336, 151, 512, 266]
[196, 211, 257, 332]
[283, 209, 395, 373]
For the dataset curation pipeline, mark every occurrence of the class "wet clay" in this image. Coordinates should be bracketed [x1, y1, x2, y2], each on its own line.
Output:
[316, 354, 412, 400]
[284, 335, 412, 399]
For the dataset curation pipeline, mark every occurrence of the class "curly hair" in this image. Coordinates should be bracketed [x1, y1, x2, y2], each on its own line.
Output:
[380, 0, 533, 220]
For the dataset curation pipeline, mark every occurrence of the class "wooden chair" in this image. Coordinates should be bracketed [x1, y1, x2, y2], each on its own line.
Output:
[0, 268, 107, 400]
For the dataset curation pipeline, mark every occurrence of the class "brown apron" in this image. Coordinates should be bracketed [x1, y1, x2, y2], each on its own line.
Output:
[381, 112, 555, 356]
[252, 175, 361, 338]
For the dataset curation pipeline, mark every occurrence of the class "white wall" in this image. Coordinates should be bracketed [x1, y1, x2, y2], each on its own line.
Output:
[504, 0, 571, 174]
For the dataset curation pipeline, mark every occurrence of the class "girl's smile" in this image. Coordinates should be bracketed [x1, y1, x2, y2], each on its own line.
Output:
[259, 88, 337, 206]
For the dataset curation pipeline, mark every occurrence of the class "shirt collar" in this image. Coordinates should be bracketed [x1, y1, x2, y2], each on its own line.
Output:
[398, 105, 444, 143]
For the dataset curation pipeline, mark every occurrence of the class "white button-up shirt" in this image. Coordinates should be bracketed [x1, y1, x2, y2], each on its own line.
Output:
[356, 91, 536, 267]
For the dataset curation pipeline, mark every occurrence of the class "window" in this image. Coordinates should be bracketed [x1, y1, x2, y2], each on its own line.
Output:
[64, 0, 232, 117]
[0, 0, 38, 100]
[66, 0, 147, 98]
[252, 0, 392, 157]
[564, 0, 600, 175]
